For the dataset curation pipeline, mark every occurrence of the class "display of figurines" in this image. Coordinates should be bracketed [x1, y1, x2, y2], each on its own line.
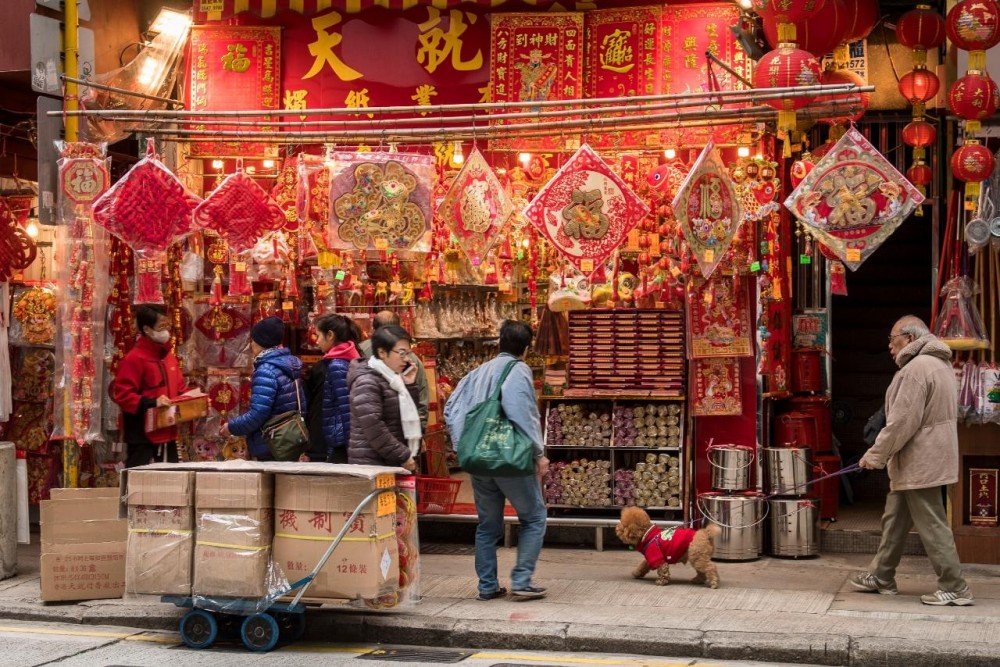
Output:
[543, 458, 613, 507]
[546, 403, 612, 447]
[626, 453, 682, 508]
[612, 402, 683, 448]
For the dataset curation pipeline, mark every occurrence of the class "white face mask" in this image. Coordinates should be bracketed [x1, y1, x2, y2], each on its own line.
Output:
[147, 329, 171, 345]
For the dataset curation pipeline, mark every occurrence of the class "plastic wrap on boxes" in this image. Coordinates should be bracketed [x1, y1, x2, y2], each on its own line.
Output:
[125, 470, 196, 596]
[193, 471, 286, 613]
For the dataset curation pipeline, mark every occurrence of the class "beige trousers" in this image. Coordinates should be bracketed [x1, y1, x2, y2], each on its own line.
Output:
[870, 486, 968, 592]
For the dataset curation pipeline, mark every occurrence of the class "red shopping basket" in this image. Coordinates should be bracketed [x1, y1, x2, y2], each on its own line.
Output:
[415, 475, 462, 514]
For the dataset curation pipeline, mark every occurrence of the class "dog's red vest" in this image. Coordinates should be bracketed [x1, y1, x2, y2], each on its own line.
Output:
[637, 526, 697, 567]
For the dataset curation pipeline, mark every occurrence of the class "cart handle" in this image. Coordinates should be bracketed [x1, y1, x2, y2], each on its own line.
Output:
[268, 485, 399, 608]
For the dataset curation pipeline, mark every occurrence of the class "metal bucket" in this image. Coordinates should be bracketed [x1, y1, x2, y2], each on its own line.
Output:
[768, 497, 820, 557]
[698, 492, 765, 561]
[708, 445, 754, 491]
[764, 446, 813, 496]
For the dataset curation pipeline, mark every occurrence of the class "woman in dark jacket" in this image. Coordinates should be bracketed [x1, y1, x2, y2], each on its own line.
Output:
[347, 324, 420, 470]
[222, 317, 305, 460]
[305, 314, 361, 463]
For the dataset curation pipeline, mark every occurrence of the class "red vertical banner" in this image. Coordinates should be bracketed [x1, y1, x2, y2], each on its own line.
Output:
[660, 3, 751, 148]
[186, 26, 282, 157]
[488, 13, 585, 152]
[585, 6, 664, 150]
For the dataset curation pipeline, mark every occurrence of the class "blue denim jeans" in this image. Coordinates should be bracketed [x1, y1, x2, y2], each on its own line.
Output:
[471, 474, 547, 594]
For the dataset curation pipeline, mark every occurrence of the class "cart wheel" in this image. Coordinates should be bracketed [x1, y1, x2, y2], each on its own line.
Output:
[241, 613, 279, 652]
[275, 612, 306, 642]
[179, 609, 218, 650]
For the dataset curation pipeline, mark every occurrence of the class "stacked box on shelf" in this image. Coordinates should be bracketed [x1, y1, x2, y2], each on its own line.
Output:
[567, 309, 685, 394]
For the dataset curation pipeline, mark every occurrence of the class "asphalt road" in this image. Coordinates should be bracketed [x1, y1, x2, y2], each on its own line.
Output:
[0, 619, 826, 667]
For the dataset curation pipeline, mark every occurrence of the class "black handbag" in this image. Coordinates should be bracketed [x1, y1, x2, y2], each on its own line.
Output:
[262, 379, 309, 461]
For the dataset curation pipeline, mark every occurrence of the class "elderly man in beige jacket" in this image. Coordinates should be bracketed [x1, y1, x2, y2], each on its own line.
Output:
[851, 315, 972, 606]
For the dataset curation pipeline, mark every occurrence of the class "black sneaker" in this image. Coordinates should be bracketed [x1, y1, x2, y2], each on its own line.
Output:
[511, 586, 547, 600]
[477, 587, 507, 601]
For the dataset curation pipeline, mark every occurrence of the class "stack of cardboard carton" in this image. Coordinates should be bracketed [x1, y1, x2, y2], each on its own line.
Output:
[40, 488, 127, 602]
[194, 471, 274, 598]
[273, 474, 398, 600]
[125, 470, 195, 595]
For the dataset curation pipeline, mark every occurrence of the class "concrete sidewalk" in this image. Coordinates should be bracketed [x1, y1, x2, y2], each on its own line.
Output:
[2, 541, 999, 667]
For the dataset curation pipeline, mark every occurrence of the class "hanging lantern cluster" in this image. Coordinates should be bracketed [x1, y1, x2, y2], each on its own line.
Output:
[755, 0, 877, 151]
[751, 0, 827, 155]
[896, 4, 946, 214]
[946, 0, 1000, 202]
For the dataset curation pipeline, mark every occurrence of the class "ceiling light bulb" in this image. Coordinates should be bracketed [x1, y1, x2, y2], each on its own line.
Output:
[25, 221, 39, 239]
[211, 159, 224, 170]
[737, 146, 751, 158]
[518, 152, 532, 166]
[452, 141, 464, 166]
[262, 159, 275, 169]
[664, 148, 677, 160]
[737, 0, 753, 9]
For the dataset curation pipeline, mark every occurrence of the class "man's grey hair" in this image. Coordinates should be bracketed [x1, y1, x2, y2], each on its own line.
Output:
[896, 315, 930, 338]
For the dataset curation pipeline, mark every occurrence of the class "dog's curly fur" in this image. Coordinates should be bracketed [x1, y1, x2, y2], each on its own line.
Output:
[614, 506, 721, 588]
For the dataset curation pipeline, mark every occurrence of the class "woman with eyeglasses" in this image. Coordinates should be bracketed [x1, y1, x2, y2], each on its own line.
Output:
[346, 323, 420, 471]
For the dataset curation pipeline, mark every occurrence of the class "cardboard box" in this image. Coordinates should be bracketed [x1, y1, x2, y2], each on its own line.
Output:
[49, 487, 120, 500]
[272, 474, 398, 600]
[194, 472, 274, 598]
[126, 470, 196, 595]
[40, 492, 127, 602]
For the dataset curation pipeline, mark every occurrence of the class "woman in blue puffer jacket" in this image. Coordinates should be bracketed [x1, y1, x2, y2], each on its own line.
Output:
[304, 314, 361, 462]
[222, 317, 305, 460]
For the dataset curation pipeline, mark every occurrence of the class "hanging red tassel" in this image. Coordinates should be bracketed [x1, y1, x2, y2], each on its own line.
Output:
[210, 266, 224, 306]
[229, 256, 251, 296]
[134, 254, 165, 304]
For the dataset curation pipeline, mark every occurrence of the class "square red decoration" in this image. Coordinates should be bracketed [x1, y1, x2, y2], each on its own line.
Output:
[523, 144, 650, 276]
[194, 168, 287, 252]
[672, 141, 744, 279]
[93, 139, 201, 253]
[783, 127, 924, 271]
[438, 147, 512, 273]
[328, 152, 434, 253]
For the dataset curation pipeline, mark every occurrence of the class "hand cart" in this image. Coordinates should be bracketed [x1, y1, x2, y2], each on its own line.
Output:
[163, 485, 396, 652]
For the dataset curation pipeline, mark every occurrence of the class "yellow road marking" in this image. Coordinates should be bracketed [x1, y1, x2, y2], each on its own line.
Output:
[0, 625, 172, 644]
[469, 653, 703, 667]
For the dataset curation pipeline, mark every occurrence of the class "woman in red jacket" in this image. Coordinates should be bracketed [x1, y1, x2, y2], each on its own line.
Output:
[110, 304, 187, 467]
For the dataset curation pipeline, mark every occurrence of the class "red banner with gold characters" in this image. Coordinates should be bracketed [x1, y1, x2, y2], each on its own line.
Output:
[584, 6, 665, 150]
[186, 26, 281, 157]
[489, 13, 585, 152]
[969, 468, 998, 527]
[659, 3, 750, 148]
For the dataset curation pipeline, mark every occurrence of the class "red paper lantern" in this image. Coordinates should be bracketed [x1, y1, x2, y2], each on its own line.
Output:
[762, 0, 848, 57]
[896, 5, 947, 52]
[754, 45, 823, 111]
[898, 68, 941, 104]
[752, 0, 827, 27]
[946, 0, 1000, 52]
[949, 70, 1000, 120]
[817, 68, 870, 124]
[951, 141, 996, 183]
[842, 0, 880, 43]
[907, 162, 933, 187]
[902, 119, 937, 147]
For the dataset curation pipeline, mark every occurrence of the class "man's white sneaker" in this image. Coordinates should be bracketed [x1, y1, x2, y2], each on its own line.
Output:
[849, 572, 898, 595]
[920, 587, 974, 606]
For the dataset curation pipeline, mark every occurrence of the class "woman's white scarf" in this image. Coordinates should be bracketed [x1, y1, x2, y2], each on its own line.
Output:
[368, 357, 422, 457]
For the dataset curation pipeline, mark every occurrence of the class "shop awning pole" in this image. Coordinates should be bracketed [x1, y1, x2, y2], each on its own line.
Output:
[87, 87, 867, 130]
[60, 75, 185, 107]
[49, 84, 874, 119]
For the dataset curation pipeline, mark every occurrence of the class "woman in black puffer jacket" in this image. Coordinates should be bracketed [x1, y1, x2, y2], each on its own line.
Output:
[347, 324, 419, 471]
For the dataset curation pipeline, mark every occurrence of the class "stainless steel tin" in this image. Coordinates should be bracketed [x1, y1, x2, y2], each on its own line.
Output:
[768, 497, 820, 557]
[708, 445, 754, 491]
[698, 492, 764, 561]
[764, 446, 813, 496]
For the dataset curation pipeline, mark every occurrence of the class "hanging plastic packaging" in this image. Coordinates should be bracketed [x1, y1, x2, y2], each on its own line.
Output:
[934, 276, 991, 351]
[53, 141, 112, 445]
[980, 363, 1000, 425]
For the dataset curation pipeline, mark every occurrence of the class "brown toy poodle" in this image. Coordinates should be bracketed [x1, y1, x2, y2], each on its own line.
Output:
[614, 506, 721, 588]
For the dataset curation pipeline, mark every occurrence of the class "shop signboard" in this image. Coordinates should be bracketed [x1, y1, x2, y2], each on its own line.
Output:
[792, 309, 828, 349]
